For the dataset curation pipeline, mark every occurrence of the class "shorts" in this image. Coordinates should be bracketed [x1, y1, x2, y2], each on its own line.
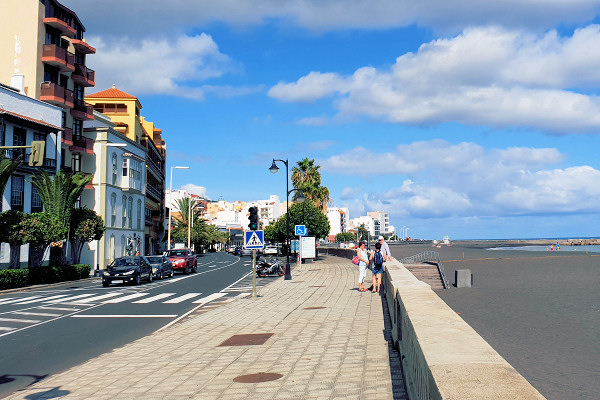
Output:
[372, 265, 383, 275]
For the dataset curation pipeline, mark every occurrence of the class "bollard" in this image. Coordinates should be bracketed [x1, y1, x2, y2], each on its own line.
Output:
[455, 269, 472, 288]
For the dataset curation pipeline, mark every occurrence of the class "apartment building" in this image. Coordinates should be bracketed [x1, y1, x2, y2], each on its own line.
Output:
[327, 207, 349, 237]
[367, 211, 390, 236]
[82, 111, 146, 269]
[0, 0, 96, 178]
[0, 83, 61, 267]
[85, 86, 167, 255]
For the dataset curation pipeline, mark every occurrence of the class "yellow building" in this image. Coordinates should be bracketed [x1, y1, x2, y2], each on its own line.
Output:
[0, 0, 96, 175]
[86, 86, 167, 255]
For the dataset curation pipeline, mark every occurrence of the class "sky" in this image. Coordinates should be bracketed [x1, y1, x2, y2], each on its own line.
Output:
[61, 0, 600, 240]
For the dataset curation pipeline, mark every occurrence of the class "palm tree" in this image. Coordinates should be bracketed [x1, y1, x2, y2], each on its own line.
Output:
[291, 157, 331, 213]
[0, 152, 22, 200]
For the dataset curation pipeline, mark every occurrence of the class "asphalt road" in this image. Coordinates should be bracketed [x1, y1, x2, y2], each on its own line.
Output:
[0, 252, 266, 398]
[390, 242, 600, 400]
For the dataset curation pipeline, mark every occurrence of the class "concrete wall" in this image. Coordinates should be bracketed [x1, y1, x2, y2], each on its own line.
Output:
[322, 248, 545, 399]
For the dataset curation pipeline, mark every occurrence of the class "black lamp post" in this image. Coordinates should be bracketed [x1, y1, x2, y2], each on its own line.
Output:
[269, 159, 305, 280]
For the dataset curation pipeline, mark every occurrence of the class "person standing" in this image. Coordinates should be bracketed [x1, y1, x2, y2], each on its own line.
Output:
[356, 241, 369, 292]
[378, 236, 392, 261]
[370, 242, 384, 293]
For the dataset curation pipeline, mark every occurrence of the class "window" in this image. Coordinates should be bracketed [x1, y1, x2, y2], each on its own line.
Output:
[73, 119, 82, 136]
[92, 103, 127, 114]
[31, 185, 43, 213]
[128, 197, 133, 229]
[11, 175, 24, 211]
[111, 153, 117, 185]
[110, 193, 116, 227]
[122, 195, 127, 228]
[109, 234, 115, 261]
[71, 153, 81, 172]
[0, 123, 5, 146]
[122, 158, 128, 177]
[13, 127, 26, 160]
[137, 199, 142, 229]
[73, 84, 84, 101]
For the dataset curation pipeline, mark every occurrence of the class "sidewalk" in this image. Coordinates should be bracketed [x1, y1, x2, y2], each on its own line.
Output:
[6, 255, 407, 400]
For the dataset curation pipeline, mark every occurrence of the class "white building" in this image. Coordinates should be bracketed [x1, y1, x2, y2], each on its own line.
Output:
[367, 211, 390, 237]
[327, 207, 349, 236]
[350, 216, 376, 237]
[0, 82, 61, 268]
[82, 111, 146, 269]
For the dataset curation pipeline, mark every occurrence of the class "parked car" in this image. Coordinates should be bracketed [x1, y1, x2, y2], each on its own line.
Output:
[240, 247, 253, 257]
[102, 256, 153, 287]
[144, 255, 173, 279]
[263, 245, 278, 255]
[234, 246, 242, 256]
[165, 248, 197, 274]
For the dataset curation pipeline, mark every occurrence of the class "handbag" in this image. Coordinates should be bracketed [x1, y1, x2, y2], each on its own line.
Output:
[352, 255, 360, 265]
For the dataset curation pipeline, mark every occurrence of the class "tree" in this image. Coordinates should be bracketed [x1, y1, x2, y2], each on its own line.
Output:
[17, 212, 67, 268]
[0, 210, 25, 269]
[356, 224, 370, 242]
[69, 207, 105, 264]
[0, 152, 22, 201]
[336, 232, 355, 242]
[269, 201, 330, 243]
[291, 158, 331, 213]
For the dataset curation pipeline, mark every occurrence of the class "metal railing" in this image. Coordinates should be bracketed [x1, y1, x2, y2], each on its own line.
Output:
[399, 251, 450, 289]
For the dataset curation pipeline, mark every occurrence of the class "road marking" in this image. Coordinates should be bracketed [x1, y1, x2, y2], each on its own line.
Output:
[71, 314, 177, 318]
[71, 292, 124, 303]
[10, 311, 61, 317]
[0, 296, 41, 305]
[14, 294, 70, 304]
[0, 327, 15, 331]
[163, 293, 202, 304]
[0, 317, 41, 323]
[38, 306, 80, 311]
[133, 293, 175, 304]
[104, 293, 149, 303]
[46, 293, 96, 303]
[192, 292, 227, 304]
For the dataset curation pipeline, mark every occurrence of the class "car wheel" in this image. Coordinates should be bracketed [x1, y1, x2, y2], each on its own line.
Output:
[148, 271, 153, 282]
[192, 263, 197, 273]
[184, 266, 190, 275]
[158, 270, 163, 280]
[170, 270, 174, 278]
[102, 280, 109, 287]
[134, 274, 141, 285]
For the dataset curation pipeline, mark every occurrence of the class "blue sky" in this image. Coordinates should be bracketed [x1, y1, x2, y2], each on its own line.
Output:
[63, 0, 600, 240]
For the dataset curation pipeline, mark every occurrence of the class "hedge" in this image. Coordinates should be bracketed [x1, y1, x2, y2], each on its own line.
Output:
[0, 264, 91, 290]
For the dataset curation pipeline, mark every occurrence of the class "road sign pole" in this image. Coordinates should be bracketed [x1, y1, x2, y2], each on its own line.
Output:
[252, 249, 257, 299]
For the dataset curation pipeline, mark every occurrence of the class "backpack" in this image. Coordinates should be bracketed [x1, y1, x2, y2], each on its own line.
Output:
[374, 250, 384, 266]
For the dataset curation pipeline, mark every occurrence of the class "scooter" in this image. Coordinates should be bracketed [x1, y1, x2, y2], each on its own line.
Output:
[256, 255, 285, 277]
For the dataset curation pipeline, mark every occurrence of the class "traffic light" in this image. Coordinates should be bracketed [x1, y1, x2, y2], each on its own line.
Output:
[29, 140, 45, 166]
[248, 206, 258, 230]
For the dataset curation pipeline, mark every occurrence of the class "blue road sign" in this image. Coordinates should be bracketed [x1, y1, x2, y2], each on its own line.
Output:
[295, 225, 307, 236]
[245, 230, 264, 249]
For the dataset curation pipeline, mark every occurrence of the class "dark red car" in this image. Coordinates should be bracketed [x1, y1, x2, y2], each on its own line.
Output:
[165, 248, 197, 274]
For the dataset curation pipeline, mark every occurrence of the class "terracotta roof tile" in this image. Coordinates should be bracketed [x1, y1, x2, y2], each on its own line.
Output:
[0, 110, 61, 130]
[85, 86, 137, 100]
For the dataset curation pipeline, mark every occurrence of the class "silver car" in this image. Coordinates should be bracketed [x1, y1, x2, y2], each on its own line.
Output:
[144, 255, 173, 279]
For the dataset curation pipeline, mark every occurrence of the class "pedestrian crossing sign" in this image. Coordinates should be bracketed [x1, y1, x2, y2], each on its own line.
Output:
[245, 230, 264, 249]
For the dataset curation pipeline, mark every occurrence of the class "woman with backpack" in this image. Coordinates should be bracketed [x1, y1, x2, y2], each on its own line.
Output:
[370, 242, 384, 293]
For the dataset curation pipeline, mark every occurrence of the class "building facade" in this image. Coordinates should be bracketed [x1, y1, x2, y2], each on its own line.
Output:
[327, 207, 349, 238]
[85, 86, 167, 255]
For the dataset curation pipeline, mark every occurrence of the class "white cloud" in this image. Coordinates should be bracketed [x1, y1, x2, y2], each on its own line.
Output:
[330, 140, 600, 218]
[180, 184, 210, 200]
[62, 0, 600, 37]
[270, 26, 600, 134]
[88, 34, 238, 98]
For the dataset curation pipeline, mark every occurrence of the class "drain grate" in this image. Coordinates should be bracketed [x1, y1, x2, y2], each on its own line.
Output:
[303, 306, 328, 310]
[218, 333, 274, 346]
[233, 372, 283, 383]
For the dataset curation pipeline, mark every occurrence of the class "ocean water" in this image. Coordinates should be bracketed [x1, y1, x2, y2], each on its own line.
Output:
[487, 244, 600, 253]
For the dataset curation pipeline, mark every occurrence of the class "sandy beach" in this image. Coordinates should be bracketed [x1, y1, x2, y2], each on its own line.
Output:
[389, 241, 600, 400]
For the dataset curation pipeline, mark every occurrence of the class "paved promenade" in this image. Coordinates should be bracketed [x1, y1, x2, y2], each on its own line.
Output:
[6, 255, 407, 399]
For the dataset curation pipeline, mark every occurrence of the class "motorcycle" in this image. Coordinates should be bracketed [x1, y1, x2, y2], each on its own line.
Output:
[256, 255, 285, 277]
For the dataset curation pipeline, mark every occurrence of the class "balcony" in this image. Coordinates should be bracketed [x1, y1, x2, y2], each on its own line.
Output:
[43, 17, 76, 38]
[71, 39, 96, 54]
[42, 44, 75, 72]
[146, 183, 163, 203]
[70, 99, 94, 120]
[62, 127, 73, 145]
[71, 64, 95, 87]
[3, 149, 57, 172]
[69, 135, 94, 154]
[40, 82, 74, 108]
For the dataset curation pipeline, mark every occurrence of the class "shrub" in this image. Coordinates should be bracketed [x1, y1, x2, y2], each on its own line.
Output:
[0, 269, 29, 290]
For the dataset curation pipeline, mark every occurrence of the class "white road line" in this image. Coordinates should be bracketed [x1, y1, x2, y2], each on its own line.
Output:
[163, 293, 202, 304]
[10, 311, 61, 317]
[0, 298, 16, 304]
[0, 327, 15, 331]
[192, 292, 227, 304]
[47, 293, 96, 303]
[71, 314, 177, 318]
[132, 293, 175, 304]
[104, 293, 149, 303]
[71, 292, 124, 303]
[0, 296, 41, 305]
[14, 294, 70, 304]
[38, 306, 80, 311]
[221, 271, 253, 292]
[0, 317, 41, 323]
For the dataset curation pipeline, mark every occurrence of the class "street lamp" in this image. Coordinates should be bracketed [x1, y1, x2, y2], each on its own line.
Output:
[167, 166, 189, 250]
[269, 159, 305, 280]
